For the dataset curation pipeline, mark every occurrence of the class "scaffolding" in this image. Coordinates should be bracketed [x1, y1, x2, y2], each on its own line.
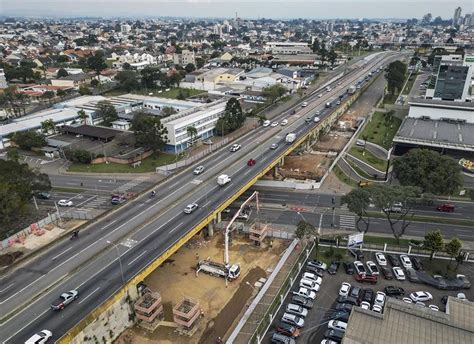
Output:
[173, 297, 202, 336]
[134, 291, 164, 331]
[249, 222, 269, 246]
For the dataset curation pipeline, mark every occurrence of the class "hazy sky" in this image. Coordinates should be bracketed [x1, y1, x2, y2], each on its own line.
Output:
[2, 0, 473, 19]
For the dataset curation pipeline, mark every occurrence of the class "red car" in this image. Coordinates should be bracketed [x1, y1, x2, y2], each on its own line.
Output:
[354, 274, 378, 284]
[437, 204, 454, 212]
[247, 159, 256, 166]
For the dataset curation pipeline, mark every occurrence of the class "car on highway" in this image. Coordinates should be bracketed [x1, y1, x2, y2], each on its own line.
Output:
[270, 143, 279, 150]
[393, 267, 405, 280]
[384, 286, 405, 296]
[291, 295, 314, 309]
[302, 102, 308, 107]
[328, 320, 347, 332]
[313, 116, 321, 123]
[37, 191, 51, 199]
[293, 287, 316, 300]
[380, 266, 394, 279]
[247, 158, 257, 166]
[25, 330, 52, 344]
[375, 252, 387, 266]
[437, 204, 454, 212]
[270, 333, 296, 344]
[58, 199, 73, 207]
[111, 196, 126, 205]
[230, 143, 241, 152]
[343, 262, 355, 275]
[409, 291, 433, 302]
[183, 203, 199, 214]
[271, 121, 279, 127]
[339, 282, 351, 297]
[281, 119, 288, 126]
[366, 261, 379, 276]
[305, 117, 312, 123]
[51, 290, 79, 310]
[399, 255, 412, 269]
[353, 261, 366, 275]
[275, 322, 300, 338]
[263, 120, 271, 127]
[374, 291, 386, 307]
[193, 165, 205, 175]
[384, 202, 403, 213]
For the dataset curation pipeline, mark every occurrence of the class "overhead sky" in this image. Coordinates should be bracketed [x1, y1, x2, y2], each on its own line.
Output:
[2, 0, 473, 19]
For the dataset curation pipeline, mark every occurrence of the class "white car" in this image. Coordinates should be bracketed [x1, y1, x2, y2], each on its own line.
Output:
[271, 121, 279, 127]
[366, 261, 379, 276]
[356, 139, 366, 146]
[203, 139, 213, 145]
[183, 203, 198, 214]
[300, 278, 320, 292]
[302, 102, 308, 107]
[402, 297, 413, 304]
[230, 144, 241, 152]
[393, 267, 405, 280]
[360, 301, 370, 310]
[353, 261, 366, 275]
[193, 165, 205, 175]
[286, 303, 308, 318]
[25, 330, 52, 344]
[321, 340, 338, 344]
[303, 272, 322, 285]
[318, 94, 323, 98]
[58, 199, 73, 207]
[328, 320, 347, 332]
[375, 252, 387, 266]
[372, 304, 383, 313]
[409, 291, 433, 303]
[262, 120, 271, 127]
[293, 287, 316, 300]
[339, 282, 351, 297]
[313, 116, 321, 123]
[281, 119, 288, 126]
[400, 255, 412, 269]
[374, 291, 386, 307]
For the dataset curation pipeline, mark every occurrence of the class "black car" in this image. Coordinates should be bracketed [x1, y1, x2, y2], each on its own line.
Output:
[349, 286, 362, 300]
[329, 311, 350, 322]
[362, 288, 375, 303]
[343, 262, 355, 275]
[380, 267, 394, 280]
[305, 265, 324, 277]
[291, 295, 314, 309]
[271, 333, 296, 344]
[384, 286, 405, 296]
[328, 261, 340, 275]
[37, 191, 51, 199]
[335, 303, 353, 312]
[336, 295, 359, 305]
[411, 257, 424, 271]
[387, 255, 400, 267]
[324, 329, 345, 342]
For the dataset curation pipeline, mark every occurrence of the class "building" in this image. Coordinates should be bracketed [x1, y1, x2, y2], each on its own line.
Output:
[50, 72, 94, 88]
[343, 297, 474, 344]
[453, 6, 462, 25]
[121, 24, 131, 33]
[0, 68, 7, 90]
[264, 42, 313, 55]
[173, 50, 196, 66]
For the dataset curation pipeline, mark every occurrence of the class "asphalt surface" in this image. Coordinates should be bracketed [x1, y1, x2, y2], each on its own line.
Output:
[0, 52, 401, 343]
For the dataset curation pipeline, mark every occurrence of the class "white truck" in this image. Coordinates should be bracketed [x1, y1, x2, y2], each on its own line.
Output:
[348, 85, 357, 94]
[196, 259, 241, 281]
[217, 174, 231, 186]
[286, 133, 297, 144]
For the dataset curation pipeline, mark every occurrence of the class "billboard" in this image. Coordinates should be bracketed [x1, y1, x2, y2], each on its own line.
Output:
[347, 232, 364, 248]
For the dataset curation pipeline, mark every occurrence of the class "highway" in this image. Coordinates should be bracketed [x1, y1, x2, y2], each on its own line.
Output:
[0, 51, 399, 343]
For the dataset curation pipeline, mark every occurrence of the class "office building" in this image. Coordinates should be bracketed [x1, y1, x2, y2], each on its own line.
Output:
[453, 6, 462, 25]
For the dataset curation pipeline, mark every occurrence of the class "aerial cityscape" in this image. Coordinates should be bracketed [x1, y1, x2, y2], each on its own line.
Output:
[1, 1, 474, 343]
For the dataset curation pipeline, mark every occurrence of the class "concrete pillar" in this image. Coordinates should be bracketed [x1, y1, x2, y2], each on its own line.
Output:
[273, 165, 279, 178]
[208, 221, 214, 237]
[279, 156, 285, 166]
[408, 246, 412, 254]
[217, 212, 221, 223]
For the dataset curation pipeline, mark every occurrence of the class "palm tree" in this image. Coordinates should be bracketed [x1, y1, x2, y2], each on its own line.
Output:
[77, 109, 88, 124]
[186, 126, 198, 146]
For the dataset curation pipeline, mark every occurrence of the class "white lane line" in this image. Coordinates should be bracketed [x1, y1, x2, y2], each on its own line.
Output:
[51, 247, 72, 261]
[0, 283, 14, 293]
[78, 287, 101, 305]
[169, 222, 184, 234]
[201, 201, 210, 208]
[0, 275, 45, 305]
[128, 250, 147, 266]
[2, 309, 49, 343]
[244, 169, 253, 176]
[168, 180, 181, 189]
[136, 213, 181, 243]
[103, 219, 118, 229]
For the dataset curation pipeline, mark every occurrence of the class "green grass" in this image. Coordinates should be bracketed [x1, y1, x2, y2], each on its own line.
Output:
[51, 187, 84, 193]
[333, 165, 358, 187]
[68, 153, 177, 173]
[349, 147, 388, 172]
[314, 247, 350, 265]
[360, 111, 402, 150]
[401, 73, 417, 96]
[363, 235, 412, 247]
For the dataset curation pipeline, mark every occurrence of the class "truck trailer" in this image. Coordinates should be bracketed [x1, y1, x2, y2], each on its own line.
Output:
[196, 259, 241, 281]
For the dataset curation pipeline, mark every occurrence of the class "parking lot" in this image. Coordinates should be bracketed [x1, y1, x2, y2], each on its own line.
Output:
[265, 247, 474, 343]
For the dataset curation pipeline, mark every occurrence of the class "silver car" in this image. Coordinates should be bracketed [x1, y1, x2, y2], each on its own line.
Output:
[193, 165, 205, 175]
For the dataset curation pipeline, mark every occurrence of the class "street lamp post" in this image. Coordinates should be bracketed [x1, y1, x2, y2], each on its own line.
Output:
[106, 240, 125, 284]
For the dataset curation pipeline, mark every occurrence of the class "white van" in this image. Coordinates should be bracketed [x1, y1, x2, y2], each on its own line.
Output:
[300, 278, 320, 292]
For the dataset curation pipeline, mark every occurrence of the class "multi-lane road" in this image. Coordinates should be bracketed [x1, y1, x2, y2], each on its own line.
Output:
[0, 51, 399, 343]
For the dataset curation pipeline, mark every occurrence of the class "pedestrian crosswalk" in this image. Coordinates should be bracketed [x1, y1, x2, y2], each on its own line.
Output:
[339, 214, 356, 230]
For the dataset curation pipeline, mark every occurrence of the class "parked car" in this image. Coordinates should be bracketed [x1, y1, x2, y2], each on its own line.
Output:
[305, 265, 324, 276]
[349, 249, 365, 260]
[406, 268, 420, 282]
[203, 139, 213, 145]
[335, 303, 353, 312]
[360, 301, 371, 310]
[286, 303, 308, 318]
[291, 295, 314, 309]
[339, 282, 351, 297]
[349, 286, 362, 300]
[193, 165, 205, 175]
[302, 272, 322, 285]
[183, 203, 199, 214]
[25, 330, 52, 344]
[366, 261, 379, 276]
[324, 329, 345, 342]
[437, 204, 454, 212]
[230, 143, 241, 152]
[328, 261, 340, 275]
[336, 296, 359, 305]
[393, 267, 405, 280]
[281, 313, 305, 328]
[111, 196, 126, 205]
[457, 274, 471, 289]
[372, 304, 383, 313]
[293, 287, 316, 300]
[410, 256, 424, 271]
[353, 261, 366, 275]
[354, 274, 377, 284]
[329, 311, 350, 322]
[271, 333, 296, 344]
[375, 252, 387, 266]
[384, 286, 405, 296]
[300, 278, 320, 292]
[400, 255, 412, 269]
[58, 199, 73, 207]
[275, 322, 300, 338]
[362, 288, 375, 304]
[343, 262, 355, 275]
[328, 320, 347, 332]
[387, 255, 400, 267]
[380, 267, 394, 280]
[374, 291, 386, 307]
[307, 260, 327, 271]
[410, 291, 433, 302]
[429, 305, 439, 311]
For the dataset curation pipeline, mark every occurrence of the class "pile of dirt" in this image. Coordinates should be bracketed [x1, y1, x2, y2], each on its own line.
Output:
[198, 266, 266, 343]
[0, 251, 23, 266]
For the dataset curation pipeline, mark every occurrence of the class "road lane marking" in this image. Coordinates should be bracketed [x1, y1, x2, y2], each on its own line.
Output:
[136, 213, 181, 243]
[2, 309, 49, 343]
[0, 284, 14, 293]
[51, 247, 72, 261]
[78, 287, 101, 305]
[0, 275, 45, 305]
[103, 219, 118, 229]
[169, 222, 184, 234]
[128, 251, 147, 266]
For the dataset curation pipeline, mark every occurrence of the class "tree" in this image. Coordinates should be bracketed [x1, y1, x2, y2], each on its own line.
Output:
[96, 101, 118, 126]
[86, 50, 107, 75]
[41, 119, 56, 134]
[393, 149, 462, 195]
[79, 85, 92, 95]
[12, 131, 46, 150]
[295, 220, 317, 239]
[311, 38, 320, 53]
[385, 60, 407, 95]
[56, 55, 70, 63]
[257, 114, 267, 126]
[57, 68, 69, 78]
[41, 90, 55, 105]
[77, 109, 88, 124]
[132, 112, 168, 153]
[328, 49, 338, 66]
[423, 230, 444, 260]
[262, 84, 287, 104]
[186, 126, 198, 144]
[215, 98, 246, 135]
[184, 63, 196, 73]
[6, 148, 20, 162]
[445, 237, 462, 267]
[115, 71, 140, 92]
[369, 184, 421, 243]
[56, 89, 67, 99]
[195, 57, 205, 69]
[122, 62, 132, 70]
[67, 149, 94, 164]
[141, 66, 161, 89]
[90, 79, 99, 87]
[161, 106, 177, 117]
[341, 188, 371, 233]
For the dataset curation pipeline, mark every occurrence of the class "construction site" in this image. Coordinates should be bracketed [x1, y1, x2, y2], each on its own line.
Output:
[115, 193, 289, 344]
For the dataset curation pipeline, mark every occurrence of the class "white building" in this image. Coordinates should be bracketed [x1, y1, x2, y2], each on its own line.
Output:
[173, 50, 196, 66]
[121, 24, 131, 33]
[264, 42, 312, 55]
[0, 68, 7, 89]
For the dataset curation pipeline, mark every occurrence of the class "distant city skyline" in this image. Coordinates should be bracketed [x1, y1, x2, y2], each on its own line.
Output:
[2, 0, 473, 20]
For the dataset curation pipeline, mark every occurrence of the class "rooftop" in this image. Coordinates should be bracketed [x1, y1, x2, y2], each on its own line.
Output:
[343, 297, 474, 344]
[409, 98, 474, 110]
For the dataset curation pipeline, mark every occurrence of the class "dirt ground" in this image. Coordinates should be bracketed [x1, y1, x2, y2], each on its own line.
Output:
[121, 233, 288, 344]
[313, 132, 351, 152]
[279, 154, 333, 180]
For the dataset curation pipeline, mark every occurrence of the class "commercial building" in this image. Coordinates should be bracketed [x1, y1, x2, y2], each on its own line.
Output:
[264, 42, 313, 55]
[343, 297, 474, 344]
